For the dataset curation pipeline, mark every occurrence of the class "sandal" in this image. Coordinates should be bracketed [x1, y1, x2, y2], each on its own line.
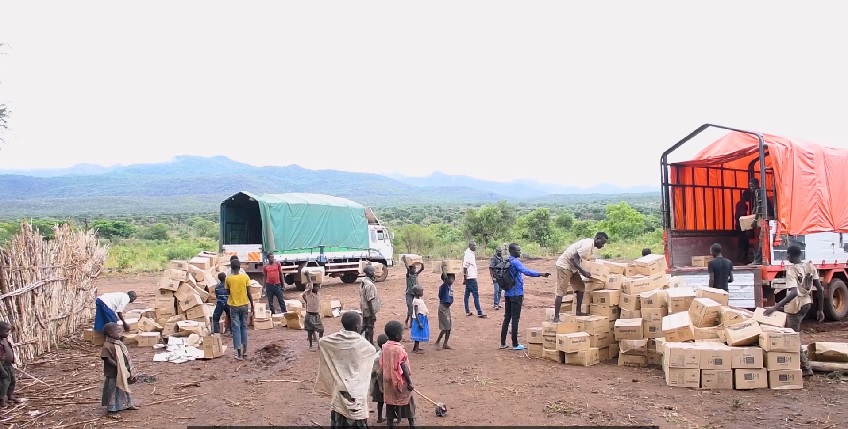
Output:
[498, 344, 509, 349]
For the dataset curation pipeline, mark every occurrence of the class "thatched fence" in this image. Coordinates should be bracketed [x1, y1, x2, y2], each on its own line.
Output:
[0, 223, 108, 365]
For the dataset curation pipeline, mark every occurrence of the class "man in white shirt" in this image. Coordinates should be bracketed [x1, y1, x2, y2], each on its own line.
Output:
[462, 241, 487, 318]
[94, 291, 138, 332]
[554, 232, 608, 321]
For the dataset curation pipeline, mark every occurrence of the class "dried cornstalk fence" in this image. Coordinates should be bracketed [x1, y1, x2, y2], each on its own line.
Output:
[0, 222, 108, 365]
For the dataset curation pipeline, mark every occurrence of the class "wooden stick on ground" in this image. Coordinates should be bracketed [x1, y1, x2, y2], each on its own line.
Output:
[256, 379, 303, 383]
[144, 393, 206, 407]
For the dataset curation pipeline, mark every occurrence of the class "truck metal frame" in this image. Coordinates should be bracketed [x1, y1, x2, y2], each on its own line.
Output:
[661, 124, 848, 321]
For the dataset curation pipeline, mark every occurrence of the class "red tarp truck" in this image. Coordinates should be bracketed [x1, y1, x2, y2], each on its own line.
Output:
[661, 124, 848, 321]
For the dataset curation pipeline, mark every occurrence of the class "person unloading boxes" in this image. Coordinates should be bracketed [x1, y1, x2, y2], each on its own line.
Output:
[301, 267, 325, 352]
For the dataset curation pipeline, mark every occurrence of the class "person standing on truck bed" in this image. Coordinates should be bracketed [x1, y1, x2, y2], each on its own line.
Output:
[747, 177, 775, 265]
[764, 244, 825, 377]
[707, 243, 733, 291]
[463, 241, 487, 318]
[735, 192, 752, 265]
[553, 232, 608, 321]
[263, 254, 287, 315]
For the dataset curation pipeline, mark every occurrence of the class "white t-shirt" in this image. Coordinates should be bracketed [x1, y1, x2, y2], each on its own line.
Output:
[463, 248, 478, 279]
[412, 297, 429, 315]
[556, 238, 596, 270]
[99, 292, 130, 313]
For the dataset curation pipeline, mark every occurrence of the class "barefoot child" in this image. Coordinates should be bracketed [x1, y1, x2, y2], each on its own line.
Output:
[302, 281, 324, 351]
[404, 262, 424, 328]
[435, 273, 454, 350]
[410, 286, 430, 354]
[381, 321, 416, 428]
[370, 334, 390, 423]
[101, 322, 138, 413]
[0, 322, 19, 407]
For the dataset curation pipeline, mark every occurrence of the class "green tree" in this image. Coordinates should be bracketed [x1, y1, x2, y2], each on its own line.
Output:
[597, 202, 646, 239]
[516, 208, 555, 247]
[572, 219, 598, 239]
[462, 201, 516, 247]
[427, 223, 461, 245]
[140, 223, 169, 240]
[91, 220, 135, 239]
[396, 224, 436, 254]
[555, 211, 575, 230]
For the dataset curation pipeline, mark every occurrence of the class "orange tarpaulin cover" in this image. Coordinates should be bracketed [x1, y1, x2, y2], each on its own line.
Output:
[670, 131, 848, 235]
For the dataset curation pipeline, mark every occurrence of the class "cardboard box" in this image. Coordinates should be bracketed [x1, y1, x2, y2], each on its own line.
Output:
[691, 255, 714, 267]
[734, 368, 768, 389]
[624, 276, 655, 296]
[83, 329, 105, 345]
[123, 318, 139, 332]
[654, 338, 666, 353]
[164, 268, 188, 282]
[721, 307, 748, 326]
[759, 328, 801, 352]
[639, 289, 668, 309]
[667, 287, 697, 314]
[808, 342, 848, 362]
[643, 320, 664, 339]
[619, 339, 649, 355]
[701, 369, 734, 390]
[662, 312, 694, 342]
[254, 318, 274, 330]
[543, 348, 566, 363]
[725, 319, 763, 346]
[201, 333, 225, 359]
[189, 256, 212, 270]
[696, 287, 730, 306]
[664, 342, 701, 369]
[272, 313, 286, 327]
[576, 315, 609, 336]
[170, 260, 190, 271]
[604, 274, 623, 290]
[648, 350, 663, 366]
[556, 332, 591, 353]
[432, 259, 462, 274]
[739, 215, 757, 231]
[400, 254, 423, 268]
[592, 289, 621, 306]
[544, 306, 573, 323]
[609, 342, 620, 358]
[634, 254, 667, 276]
[178, 293, 204, 313]
[618, 353, 647, 367]
[527, 327, 543, 344]
[621, 309, 642, 319]
[136, 332, 161, 347]
[584, 279, 605, 292]
[175, 320, 208, 337]
[566, 348, 600, 366]
[284, 311, 305, 329]
[590, 331, 611, 349]
[543, 317, 578, 335]
[173, 282, 195, 301]
[641, 307, 668, 323]
[581, 260, 610, 283]
[528, 343, 543, 358]
[249, 282, 263, 299]
[321, 300, 344, 318]
[121, 333, 139, 346]
[543, 335, 557, 350]
[689, 298, 722, 328]
[699, 343, 733, 370]
[155, 306, 176, 320]
[614, 318, 644, 341]
[693, 325, 721, 341]
[765, 352, 801, 370]
[600, 260, 629, 275]
[768, 369, 803, 390]
[731, 346, 764, 369]
[158, 278, 181, 292]
[664, 367, 700, 388]
[598, 347, 613, 361]
[620, 294, 641, 312]
[590, 304, 620, 321]
[667, 276, 688, 289]
[753, 307, 787, 327]
[137, 317, 163, 333]
[184, 303, 213, 321]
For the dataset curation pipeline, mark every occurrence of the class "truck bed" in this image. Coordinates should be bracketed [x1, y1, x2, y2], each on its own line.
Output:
[669, 265, 763, 309]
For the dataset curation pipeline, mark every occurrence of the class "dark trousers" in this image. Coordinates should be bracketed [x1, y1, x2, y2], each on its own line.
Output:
[500, 295, 524, 347]
[362, 315, 376, 346]
[0, 363, 15, 398]
[212, 302, 230, 334]
[266, 284, 287, 314]
[786, 303, 812, 371]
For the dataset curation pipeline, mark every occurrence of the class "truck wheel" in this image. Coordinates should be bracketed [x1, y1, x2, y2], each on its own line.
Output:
[341, 273, 359, 284]
[294, 281, 307, 292]
[284, 274, 295, 286]
[376, 267, 389, 282]
[824, 278, 848, 321]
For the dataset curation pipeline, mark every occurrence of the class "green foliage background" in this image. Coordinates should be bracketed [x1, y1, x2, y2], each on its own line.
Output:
[0, 196, 662, 273]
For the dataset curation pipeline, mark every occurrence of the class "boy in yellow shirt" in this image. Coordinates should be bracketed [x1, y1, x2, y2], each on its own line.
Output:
[225, 258, 254, 360]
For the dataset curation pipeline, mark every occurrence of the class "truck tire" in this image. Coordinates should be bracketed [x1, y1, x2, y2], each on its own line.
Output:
[376, 267, 389, 282]
[824, 278, 848, 321]
[294, 281, 307, 292]
[341, 273, 359, 284]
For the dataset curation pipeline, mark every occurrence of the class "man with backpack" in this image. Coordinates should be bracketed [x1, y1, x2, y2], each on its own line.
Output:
[554, 232, 608, 321]
[495, 243, 550, 351]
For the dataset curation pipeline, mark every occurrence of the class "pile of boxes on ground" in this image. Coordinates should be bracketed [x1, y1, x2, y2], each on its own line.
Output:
[526, 253, 806, 390]
[84, 251, 344, 362]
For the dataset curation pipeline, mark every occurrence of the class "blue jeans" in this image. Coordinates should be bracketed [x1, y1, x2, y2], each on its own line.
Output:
[230, 305, 250, 350]
[212, 302, 230, 334]
[464, 279, 482, 315]
[493, 281, 502, 307]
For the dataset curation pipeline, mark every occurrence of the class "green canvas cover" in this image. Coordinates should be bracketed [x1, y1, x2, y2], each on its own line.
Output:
[252, 193, 370, 254]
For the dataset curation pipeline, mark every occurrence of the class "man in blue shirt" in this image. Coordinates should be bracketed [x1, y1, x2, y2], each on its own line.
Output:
[500, 243, 550, 351]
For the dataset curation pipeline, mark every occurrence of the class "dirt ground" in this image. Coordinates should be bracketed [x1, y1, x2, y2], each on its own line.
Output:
[9, 258, 848, 428]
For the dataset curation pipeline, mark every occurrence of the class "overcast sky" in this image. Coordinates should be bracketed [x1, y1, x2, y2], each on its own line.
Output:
[1, 1, 847, 188]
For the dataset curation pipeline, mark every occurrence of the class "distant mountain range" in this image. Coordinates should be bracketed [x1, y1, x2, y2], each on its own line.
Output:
[0, 156, 658, 218]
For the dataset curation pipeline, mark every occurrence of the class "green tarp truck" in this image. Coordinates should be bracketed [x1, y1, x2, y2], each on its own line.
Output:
[220, 192, 395, 290]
